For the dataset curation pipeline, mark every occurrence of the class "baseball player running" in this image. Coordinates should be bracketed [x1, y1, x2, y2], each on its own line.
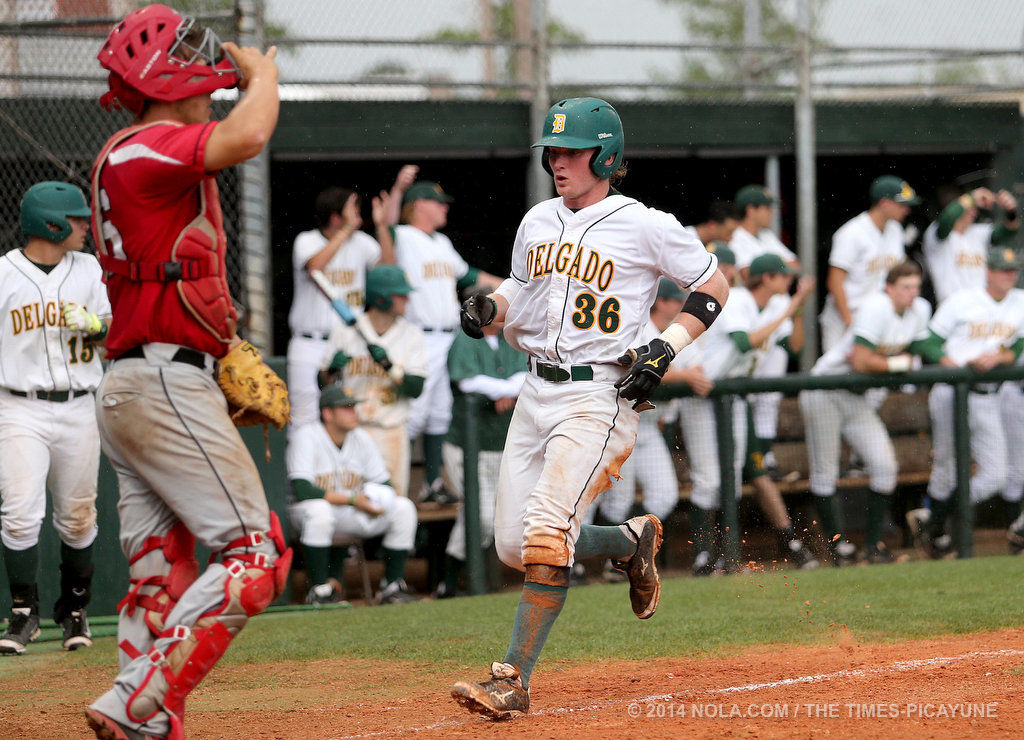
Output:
[451, 97, 730, 719]
[387, 175, 501, 504]
[287, 386, 418, 605]
[0, 181, 109, 656]
[435, 324, 526, 597]
[319, 265, 426, 498]
[821, 175, 920, 352]
[287, 184, 395, 431]
[923, 186, 1019, 304]
[907, 247, 1024, 559]
[681, 255, 814, 575]
[85, 7, 291, 739]
[801, 261, 931, 565]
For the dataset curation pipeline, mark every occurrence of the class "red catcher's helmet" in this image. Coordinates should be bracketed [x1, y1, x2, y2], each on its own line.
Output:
[97, 3, 239, 114]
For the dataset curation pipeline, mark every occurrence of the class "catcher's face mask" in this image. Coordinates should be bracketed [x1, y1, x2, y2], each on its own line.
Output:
[169, 17, 239, 77]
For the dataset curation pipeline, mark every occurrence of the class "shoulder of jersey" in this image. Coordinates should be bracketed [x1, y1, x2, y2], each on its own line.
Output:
[911, 295, 932, 316]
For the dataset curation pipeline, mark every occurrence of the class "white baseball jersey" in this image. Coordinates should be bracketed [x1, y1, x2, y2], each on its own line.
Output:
[930, 287, 1024, 365]
[813, 293, 931, 376]
[0, 249, 110, 392]
[286, 423, 391, 501]
[393, 224, 468, 330]
[824, 212, 906, 316]
[728, 225, 797, 271]
[321, 314, 427, 428]
[288, 228, 381, 335]
[495, 195, 717, 365]
[922, 221, 991, 304]
[698, 287, 791, 380]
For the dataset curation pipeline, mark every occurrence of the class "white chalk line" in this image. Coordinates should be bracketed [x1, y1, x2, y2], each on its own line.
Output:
[328, 648, 1024, 738]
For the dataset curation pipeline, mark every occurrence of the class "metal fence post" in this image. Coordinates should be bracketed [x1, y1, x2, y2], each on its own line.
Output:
[952, 382, 974, 558]
[714, 394, 740, 572]
[462, 394, 486, 595]
[235, 0, 273, 352]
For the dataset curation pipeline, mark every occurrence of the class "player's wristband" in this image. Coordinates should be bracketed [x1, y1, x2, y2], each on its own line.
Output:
[886, 354, 913, 373]
[658, 322, 694, 356]
[349, 492, 357, 506]
[682, 291, 723, 330]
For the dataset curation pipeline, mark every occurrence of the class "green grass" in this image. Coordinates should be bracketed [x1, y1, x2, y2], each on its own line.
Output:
[4, 556, 1022, 681]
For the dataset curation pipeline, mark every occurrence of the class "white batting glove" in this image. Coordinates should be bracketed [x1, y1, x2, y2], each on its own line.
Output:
[62, 302, 102, 334]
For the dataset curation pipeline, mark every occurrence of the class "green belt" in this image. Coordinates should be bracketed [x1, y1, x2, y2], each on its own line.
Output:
[531, 359, 594, 382]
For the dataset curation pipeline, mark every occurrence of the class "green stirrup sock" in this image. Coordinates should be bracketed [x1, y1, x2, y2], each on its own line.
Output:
[690, 504, 716, 555]
[864, 490, 889, 547]
[812, 494, 842, 541]
[423, 433, 445, 485]
[59, 541, 94, 575]
[930, 498, 952, 538]
[574, 524, 636, 561]
[328, 546, 348, 581]
[443, 554, 464, 591]
[302, 544, 330, 587]
[383, 548, 409, 584]
[504, 582, 568, 689]
[2, 544, 38, 587]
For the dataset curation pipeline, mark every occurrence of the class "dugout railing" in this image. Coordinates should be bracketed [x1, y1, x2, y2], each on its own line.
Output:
[457, 364, 1024, 591]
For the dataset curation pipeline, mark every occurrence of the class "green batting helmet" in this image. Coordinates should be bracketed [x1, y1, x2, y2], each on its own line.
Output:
[365, 264, 414, 312]
[532, 97, 624, 179]
[20, 181, 91, 243]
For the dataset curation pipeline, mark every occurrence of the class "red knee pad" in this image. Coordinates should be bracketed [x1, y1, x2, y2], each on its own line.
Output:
[119, 523, 200, 634]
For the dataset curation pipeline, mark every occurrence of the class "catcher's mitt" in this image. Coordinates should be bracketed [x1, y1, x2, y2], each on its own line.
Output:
[217, 341, 290, 431]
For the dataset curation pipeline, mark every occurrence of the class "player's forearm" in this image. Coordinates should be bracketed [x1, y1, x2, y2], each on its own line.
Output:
[306, 228, 355, 273]
[204, 70, 279, 170]
[488, 289, 512, 325]
[375, 222, 396, 265]
[672, 269, 730, 345]
[826, 267, 851, 324]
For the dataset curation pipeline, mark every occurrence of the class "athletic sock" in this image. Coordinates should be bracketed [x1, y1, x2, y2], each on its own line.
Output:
[574, 524, 636, 561]
[422, 433, 445, 485]
[443, 554, 464, 592]
[328, 545, 348, 582]
[2, 544, 38, 589]
[504, 582, 568, 689]
[690, 504, 716, 556]
[812, 493, 842, 541]
[302, 544, 330, 587]
[382, 548, 409, 584]
[59, 541, 93, 575]
[864, 490, 890, 548]
[930, 498, 952, 538]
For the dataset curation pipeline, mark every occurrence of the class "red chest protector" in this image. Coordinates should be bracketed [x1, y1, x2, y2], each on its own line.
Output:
[90, 123, 237, 344]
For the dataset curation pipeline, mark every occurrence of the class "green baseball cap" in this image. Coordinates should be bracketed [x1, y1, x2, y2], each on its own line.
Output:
[319, 385, 360, 409]
[708, 242, 736, 266]
[749, 253, 795, 277]
[402, 181, 455, 206]
[656, 277, 686, 302]
[735, 185, 775, 210]
[987, 246, 1022, 270]
[869, 175, 921, 206]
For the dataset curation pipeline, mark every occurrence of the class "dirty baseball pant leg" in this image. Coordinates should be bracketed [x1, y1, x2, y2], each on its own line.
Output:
[494, 376, 637, 688]
[47, 392, 101, 550]
[90, 351, 281, 739]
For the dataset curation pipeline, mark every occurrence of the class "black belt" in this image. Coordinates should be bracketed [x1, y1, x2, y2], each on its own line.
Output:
[529, 358, 595, 382]
[9, 389, 89, 402]
[970, 384, 1001, 395]
[119, 346, 214, 373]
[299, 332, 330, 341]
[421, 327, 455, 333]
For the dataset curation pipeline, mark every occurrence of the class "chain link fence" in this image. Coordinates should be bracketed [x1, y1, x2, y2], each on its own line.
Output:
[2, 0, 1023, 342]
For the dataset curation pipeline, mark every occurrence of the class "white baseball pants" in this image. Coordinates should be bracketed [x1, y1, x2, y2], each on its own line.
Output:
[928, 383, 1007, 503]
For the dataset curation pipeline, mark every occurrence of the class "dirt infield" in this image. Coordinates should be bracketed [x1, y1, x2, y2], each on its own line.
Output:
[2, 628, 1021, 739]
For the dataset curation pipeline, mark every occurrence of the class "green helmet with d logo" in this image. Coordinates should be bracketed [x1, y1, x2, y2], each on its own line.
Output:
[532, 97, 624, 179]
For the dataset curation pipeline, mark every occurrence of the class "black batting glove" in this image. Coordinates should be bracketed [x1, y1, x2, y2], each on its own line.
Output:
[367, 343, 392, 371]
[614, 338, 675, 407]
[460, 293, 497, 339]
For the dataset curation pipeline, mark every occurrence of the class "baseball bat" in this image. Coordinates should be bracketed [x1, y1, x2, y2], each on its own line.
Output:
[309, 269, 393, 371]
[309, 269, 357, 326]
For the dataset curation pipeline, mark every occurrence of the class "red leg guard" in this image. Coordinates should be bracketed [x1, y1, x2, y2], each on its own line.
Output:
[119, 523, 200, 637]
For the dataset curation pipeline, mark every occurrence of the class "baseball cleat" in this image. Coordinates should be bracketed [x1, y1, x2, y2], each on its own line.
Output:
[85, 708, 160, 740]
[829, 539, 857, 567]
[1008, 518, 1024, 555]
[61, 609, 93, 651]
[905, 508, 933, 557]
[0, 607, 41, 656]
[451, 661, 530, 720]
[613, 514, 663, 619]
[787, 539, 820, 570]
[691, 550, 717, 578]
[860, 542, 904, 565]
[374, 578, 416, 605]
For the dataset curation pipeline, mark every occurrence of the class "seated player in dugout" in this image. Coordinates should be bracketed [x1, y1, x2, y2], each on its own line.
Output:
[319, 264, 427, 499]
[451, 96, 730, 720]
[385, 170, 503, 505]
[287, 386, 419, 606]
[801, 261, 932, 566]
